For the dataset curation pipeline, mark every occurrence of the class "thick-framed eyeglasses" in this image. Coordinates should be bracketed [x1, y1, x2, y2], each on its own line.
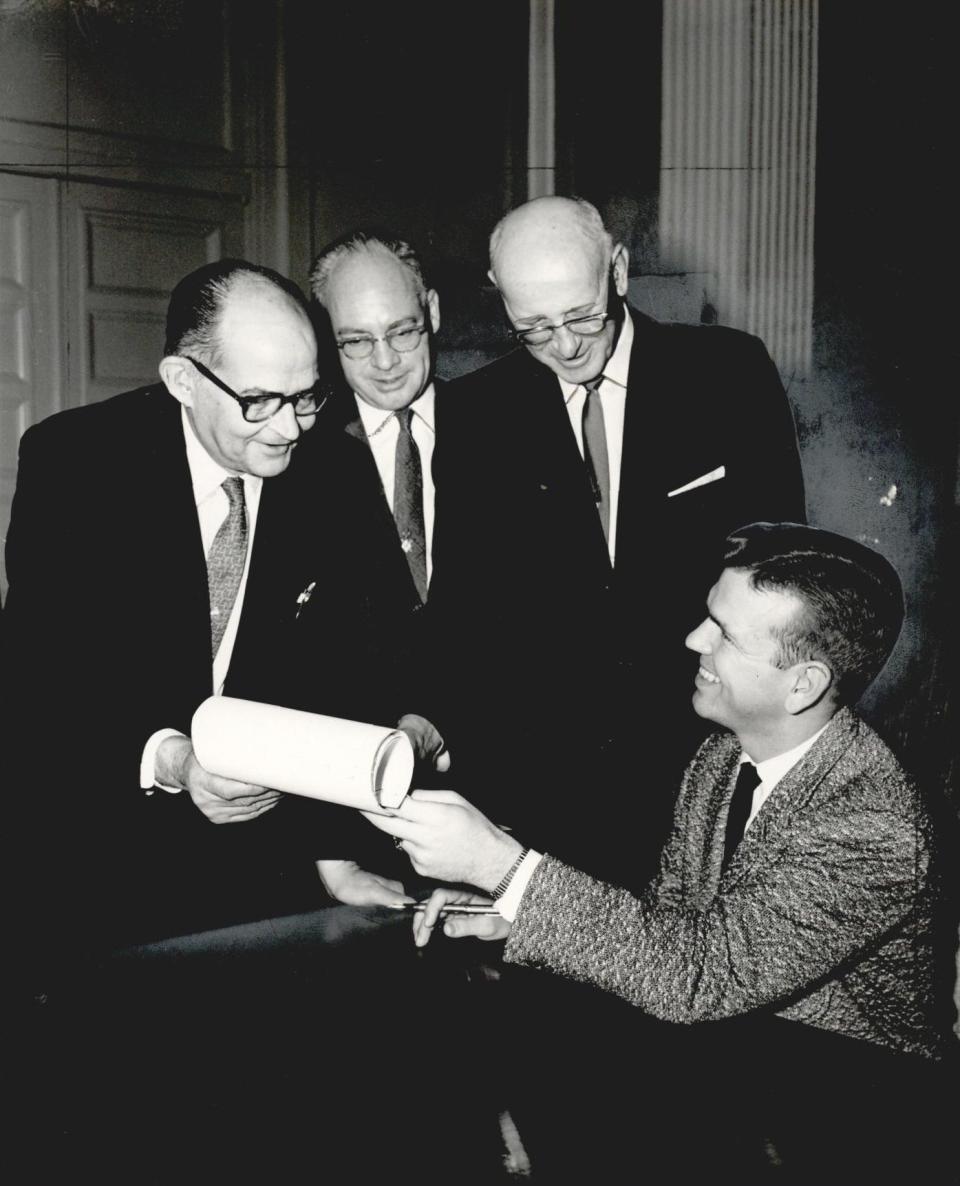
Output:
[336, 323, 428, 361]
[184, 356, 327, 422]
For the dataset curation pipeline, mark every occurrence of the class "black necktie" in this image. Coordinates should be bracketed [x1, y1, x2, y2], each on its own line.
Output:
[722, 761, 761, 870]
[393, 407, 428, 602]
[206, 476, 248, 658]
[582, 376, 611, 544]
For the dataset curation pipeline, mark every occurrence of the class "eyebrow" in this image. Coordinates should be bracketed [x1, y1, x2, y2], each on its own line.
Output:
[336, 315, 422, 336]
[513, 301, 601, 328]
[708, 610, 742, 648]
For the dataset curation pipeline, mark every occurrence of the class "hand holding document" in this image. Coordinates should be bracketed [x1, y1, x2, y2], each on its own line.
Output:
[191, 696, 415, 811]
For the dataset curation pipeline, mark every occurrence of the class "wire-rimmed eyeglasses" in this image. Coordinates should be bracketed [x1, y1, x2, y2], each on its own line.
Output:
[184, 356, 327, 422]
[512, 312, 613, 347]
[336, 323, 428, 361]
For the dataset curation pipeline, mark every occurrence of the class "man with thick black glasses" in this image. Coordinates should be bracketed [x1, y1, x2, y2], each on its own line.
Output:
[3, 258, 364, 955]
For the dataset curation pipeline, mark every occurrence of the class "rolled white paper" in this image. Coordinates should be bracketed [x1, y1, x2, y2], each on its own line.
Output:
[191, 696, 414, 811]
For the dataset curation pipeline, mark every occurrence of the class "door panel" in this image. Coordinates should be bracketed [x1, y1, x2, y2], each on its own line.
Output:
[62, 183, 245, 408]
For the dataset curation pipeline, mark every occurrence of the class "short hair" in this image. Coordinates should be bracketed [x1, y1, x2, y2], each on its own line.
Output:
[723, 522, 905, 705]
[164, 259, 309, 365]
[488, 196, 614, 280]
[308, 231, 429, 309]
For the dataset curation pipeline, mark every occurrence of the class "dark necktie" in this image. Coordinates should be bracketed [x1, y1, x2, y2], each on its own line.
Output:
[582, 376, 611, 544]
[722, 760, 761, 870]
[207, 476, 248, 658]
[393, 407, 428, 602]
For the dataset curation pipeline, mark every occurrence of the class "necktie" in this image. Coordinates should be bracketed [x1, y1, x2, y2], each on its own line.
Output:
[393, 407, 428, 602]
[582, 376, 611, 543]
[207, 476, 248, 658]
[722, 760, 761, 870]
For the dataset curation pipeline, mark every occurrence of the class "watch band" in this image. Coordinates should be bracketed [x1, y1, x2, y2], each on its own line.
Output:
[492, 847, 530, 900]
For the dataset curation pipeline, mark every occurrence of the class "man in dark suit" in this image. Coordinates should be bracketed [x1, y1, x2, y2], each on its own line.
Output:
[3, 259, 356, 960]
[302, 231, 455, 904]
[434, 196, 806, 890]
[371, 523, 956, 1184]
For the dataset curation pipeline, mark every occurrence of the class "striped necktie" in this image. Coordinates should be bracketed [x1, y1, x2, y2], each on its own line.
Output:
[393, 407, 428, 602]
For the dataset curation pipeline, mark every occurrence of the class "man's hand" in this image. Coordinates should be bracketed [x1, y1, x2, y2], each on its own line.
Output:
[155, 735, 281, 824]
[397, 713, 451, 774]
[413, 888, 512, 948]
[362, 790, 522, 890]
[316, 859, 413, 908]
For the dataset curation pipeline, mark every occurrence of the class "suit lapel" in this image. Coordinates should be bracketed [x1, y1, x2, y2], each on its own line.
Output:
[721, 710, 859, 881]
[138, 389, 213, 703]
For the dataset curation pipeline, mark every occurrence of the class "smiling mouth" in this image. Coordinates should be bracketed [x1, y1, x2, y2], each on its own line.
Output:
[697, 666, 720, 685]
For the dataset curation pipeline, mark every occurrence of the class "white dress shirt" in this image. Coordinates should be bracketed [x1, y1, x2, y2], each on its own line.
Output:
[558, 305, 633, 567]
[138, 408, 262, 790]
[741, 723, 831, 831]
[355, 384, 437, 584]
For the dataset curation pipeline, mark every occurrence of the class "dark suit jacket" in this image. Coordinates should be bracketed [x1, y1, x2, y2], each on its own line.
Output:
[3, 385, 357, 958]
[506, 708, 949, 1060]
[431, 310, 806, 887]
[282, 378, 465, 870]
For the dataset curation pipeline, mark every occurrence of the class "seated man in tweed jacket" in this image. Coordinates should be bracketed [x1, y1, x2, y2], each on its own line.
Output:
[367, 522, 956, 1182]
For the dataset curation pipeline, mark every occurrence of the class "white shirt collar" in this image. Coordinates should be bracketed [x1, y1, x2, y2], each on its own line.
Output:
[356, 383, 437, 439]
[560, 302, 633, 403]
[181, 406, 258, 506]
[742, 722, 831, 791]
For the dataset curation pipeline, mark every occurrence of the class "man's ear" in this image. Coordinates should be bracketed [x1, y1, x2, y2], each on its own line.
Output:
[784, 661, 833, 714]
[159, 356, 196, 408]
[487, 267, 499, 290]
[611, 243, 630, 298]
[425, 288, 441, 335]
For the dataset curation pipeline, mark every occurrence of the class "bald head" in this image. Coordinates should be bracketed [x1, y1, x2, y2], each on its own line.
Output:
[488, 196, 613, 284]
[488, 197, 629, 385]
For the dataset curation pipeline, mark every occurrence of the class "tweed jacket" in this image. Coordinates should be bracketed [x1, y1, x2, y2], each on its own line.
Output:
[504, 707, 946, 1058]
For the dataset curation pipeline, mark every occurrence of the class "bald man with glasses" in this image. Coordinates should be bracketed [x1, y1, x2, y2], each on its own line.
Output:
[432, 196, 806, 890]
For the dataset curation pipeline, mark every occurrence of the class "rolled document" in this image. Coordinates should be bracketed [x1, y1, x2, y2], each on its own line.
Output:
[191, 696, 414, 811]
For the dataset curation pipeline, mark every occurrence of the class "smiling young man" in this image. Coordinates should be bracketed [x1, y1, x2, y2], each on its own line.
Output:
[367, 522, 955, 1182]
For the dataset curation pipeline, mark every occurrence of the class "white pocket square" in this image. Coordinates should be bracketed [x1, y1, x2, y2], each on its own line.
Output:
[667, 466, 726, 498]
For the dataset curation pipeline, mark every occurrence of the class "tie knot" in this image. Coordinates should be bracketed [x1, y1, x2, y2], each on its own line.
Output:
[221, 475, 245, 509]
[736, 761, 761, 793]
[583, 376, 605, 395]
[396, 406, 414, 433]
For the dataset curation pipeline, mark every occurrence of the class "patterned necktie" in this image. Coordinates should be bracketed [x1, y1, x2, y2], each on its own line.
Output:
[393, 407, 428, 602]
[582, 376, 611, 543]
[722, 761, 761, 870]
[207, 476, 248, 658]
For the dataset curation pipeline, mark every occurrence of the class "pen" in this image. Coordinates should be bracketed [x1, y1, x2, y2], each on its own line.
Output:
[407, 903, 500, 915]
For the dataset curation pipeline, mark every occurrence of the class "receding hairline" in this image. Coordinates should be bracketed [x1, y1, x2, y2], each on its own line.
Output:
[310, 233, 428, 309]
[489, 196, 613, 281]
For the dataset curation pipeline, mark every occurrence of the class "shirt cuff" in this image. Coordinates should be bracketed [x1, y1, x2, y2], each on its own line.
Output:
[495, 849, 543, 923]
[140, 728, 186, 794]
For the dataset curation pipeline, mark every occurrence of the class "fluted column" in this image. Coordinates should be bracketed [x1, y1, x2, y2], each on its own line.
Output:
[660, 0, 818, 377]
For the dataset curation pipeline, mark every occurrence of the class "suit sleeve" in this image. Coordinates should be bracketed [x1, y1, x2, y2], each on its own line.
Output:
[503, 778, 926, 1023]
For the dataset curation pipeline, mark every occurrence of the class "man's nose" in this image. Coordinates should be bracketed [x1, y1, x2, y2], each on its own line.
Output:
[551, 323, 583, 359]
[685, 618, 712, 654]
[370, 337, 399, 370]
[271, 401, 302, 440]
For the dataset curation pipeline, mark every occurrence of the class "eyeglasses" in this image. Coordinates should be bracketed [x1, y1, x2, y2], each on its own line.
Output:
[184, 357, 327, 423]
[512, 312, 613, 347]
[336, 323, 428, 361]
